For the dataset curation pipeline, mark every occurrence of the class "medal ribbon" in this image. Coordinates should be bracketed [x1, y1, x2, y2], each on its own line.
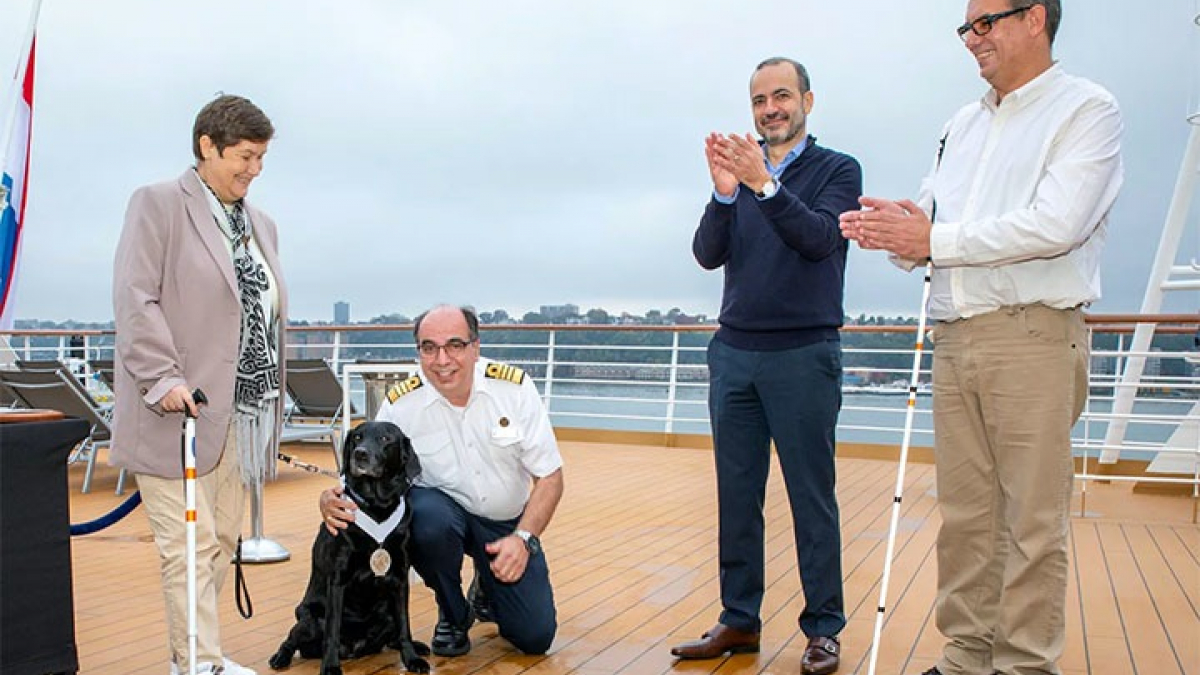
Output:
[343, 483, 407, 545]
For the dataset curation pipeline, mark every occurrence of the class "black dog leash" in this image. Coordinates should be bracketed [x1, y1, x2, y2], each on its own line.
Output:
[226, 452, 339, 620]
[233, 537, 253, 619]
[229, 454, 338, 619]
[231, 456, 337, 622]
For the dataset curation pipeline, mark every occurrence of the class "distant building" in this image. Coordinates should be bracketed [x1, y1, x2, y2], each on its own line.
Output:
[334, 301, 350, 325]
[540, 304, 579, 322]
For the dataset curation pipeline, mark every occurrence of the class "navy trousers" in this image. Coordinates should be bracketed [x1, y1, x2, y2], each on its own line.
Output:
[707, 337, 846, 638]
[407, 487, 556, 654]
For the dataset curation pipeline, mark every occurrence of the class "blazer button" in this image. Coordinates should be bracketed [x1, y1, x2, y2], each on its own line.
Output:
[140, 387, 148, 395]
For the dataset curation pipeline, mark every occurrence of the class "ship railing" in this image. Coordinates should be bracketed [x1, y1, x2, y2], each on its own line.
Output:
[4, 315, 1195, 510]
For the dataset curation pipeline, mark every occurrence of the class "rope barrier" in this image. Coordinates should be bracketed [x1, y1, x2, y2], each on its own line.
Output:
[67, 453, 336, 537]
[69, 490, 142, 536]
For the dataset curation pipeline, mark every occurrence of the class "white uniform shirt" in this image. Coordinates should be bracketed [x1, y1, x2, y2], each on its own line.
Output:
[901, 64, 1124, 321]
[375, 359, 563, 521]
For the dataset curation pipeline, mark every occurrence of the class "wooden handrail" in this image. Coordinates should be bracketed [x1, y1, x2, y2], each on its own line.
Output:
[2, 311, 1195, 338]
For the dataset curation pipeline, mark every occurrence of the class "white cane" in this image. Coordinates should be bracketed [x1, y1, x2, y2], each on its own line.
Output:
[866, 262, 933, 675]
[865, 134, 947, 675]
[182, 388, 208, 675]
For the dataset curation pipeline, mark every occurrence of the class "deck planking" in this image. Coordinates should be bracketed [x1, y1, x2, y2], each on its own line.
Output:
[62, 439, 1198, 675]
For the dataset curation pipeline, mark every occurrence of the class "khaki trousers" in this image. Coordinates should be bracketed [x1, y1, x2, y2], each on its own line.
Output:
[136, 424, 245, 667]
[930, 305, 1088, 675]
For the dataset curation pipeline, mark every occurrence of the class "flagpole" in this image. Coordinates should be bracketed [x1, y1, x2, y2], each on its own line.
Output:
[0, 0, 41, 356]
[0, 0, 43, 170]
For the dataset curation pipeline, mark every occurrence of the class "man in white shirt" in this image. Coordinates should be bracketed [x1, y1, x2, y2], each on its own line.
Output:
[320, 305, 564, 657]
[839, 2, 1122, 674]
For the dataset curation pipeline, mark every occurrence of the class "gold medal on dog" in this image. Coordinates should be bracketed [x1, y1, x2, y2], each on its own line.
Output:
[370, 548, 392, 577]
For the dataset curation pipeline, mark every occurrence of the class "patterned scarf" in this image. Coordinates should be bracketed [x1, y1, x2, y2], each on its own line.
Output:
[204, 179, 281, 485]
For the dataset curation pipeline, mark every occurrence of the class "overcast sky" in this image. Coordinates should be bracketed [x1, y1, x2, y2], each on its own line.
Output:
[2, 0, 1197, 323]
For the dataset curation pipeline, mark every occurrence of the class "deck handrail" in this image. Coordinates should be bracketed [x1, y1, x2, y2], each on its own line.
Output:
[5, 314, 1197, 506]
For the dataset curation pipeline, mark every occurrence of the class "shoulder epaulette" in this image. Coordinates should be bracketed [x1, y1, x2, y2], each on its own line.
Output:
[484, 362, 526, 385]
[386, 375, 424, 403]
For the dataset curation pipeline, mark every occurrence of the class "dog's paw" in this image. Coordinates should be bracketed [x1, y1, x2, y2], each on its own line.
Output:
[411, 640, 431, 657]
[318, 666, 343, 675]
[403, 656, 431, 674]
[268, 650, 293, 670]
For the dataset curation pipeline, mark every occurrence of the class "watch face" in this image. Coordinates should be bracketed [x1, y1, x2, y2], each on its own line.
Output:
[526, 535, 542, 556]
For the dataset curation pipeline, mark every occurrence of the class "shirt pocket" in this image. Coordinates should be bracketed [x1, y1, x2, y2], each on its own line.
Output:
[488, 416, 524, 450]
[486, 419, 526, 471]
[409, 430, 457, 488]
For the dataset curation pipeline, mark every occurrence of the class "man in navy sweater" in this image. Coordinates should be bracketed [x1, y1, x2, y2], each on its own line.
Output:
[670, 57, 861, 675]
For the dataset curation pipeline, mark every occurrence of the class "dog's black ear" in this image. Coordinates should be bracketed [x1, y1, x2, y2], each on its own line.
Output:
[341, 425, 360, 472]
[403, 436, 422, 483]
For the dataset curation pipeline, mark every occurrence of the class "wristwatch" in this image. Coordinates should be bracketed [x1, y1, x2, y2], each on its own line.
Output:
[514, 528, 542, 556]
[755, 177, 779, 199]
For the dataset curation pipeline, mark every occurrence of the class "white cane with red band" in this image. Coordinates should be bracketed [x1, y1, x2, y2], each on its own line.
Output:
[182, 388, 207, 675]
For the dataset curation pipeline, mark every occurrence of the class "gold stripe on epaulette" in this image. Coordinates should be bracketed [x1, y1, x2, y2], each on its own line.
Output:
[485, 361, 526, 385]
[386, 375, 424, 403]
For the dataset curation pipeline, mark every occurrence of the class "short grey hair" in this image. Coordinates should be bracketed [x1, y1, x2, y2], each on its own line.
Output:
[753, 57, 811, 92]
[1015, 0, 1061, 45]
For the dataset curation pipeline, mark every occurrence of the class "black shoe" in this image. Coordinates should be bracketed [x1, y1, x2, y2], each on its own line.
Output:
[431, 606, 473, 657]
[468, 572, 495, 623]
[917, 668, 942, 675]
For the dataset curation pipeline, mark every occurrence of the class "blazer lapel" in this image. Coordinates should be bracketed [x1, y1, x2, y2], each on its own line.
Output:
[179, 169, 239, 299]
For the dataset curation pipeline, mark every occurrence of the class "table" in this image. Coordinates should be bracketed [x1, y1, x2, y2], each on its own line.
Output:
[339, 363, 413, 443]
[0, 414, 89, 675]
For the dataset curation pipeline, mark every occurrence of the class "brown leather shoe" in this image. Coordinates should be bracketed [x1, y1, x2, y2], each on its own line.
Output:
[670, 623, 760, 659]
[801, 636, 840, 675]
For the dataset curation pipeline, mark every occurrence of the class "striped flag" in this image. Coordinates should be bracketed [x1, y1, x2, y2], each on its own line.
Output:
[0, 35, 36, 329]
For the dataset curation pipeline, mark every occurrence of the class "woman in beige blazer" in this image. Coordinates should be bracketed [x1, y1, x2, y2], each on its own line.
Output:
[112, 94, 287, 675]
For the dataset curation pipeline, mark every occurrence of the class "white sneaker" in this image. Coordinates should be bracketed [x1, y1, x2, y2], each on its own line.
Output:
[170, 658, 255, 675]
[220, 658, 258, 675]
[169, 663, 215, 675]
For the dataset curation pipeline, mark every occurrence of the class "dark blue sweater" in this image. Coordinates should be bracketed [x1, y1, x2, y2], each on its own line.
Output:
[693, 137, 862, 351]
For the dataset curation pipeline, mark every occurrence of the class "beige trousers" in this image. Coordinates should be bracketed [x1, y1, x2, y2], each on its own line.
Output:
[136, 423, 245, 667]
[930, 305, 1088, 675]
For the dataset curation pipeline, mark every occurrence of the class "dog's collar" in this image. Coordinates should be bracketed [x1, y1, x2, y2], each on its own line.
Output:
[342, 482, 407, 545]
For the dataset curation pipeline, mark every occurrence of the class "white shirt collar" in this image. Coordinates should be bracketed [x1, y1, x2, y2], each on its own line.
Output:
[982, 62, 1062, 111]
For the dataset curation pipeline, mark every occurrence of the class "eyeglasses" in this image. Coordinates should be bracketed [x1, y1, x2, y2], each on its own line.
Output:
[956, 5, 1031, 41]
[418, 338, 475, 358]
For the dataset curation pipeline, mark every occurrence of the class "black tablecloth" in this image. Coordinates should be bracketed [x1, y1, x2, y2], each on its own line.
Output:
[0, 417, 88, 675]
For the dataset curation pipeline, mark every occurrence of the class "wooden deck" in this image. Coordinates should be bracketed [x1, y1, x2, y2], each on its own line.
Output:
[67, 440, 1199, 675]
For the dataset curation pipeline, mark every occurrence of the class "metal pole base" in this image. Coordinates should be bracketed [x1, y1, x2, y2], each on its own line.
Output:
[238, 536, 290, 563]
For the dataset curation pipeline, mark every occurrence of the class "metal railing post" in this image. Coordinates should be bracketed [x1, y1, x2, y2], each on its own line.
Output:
[665, 331, 681, 434]
[543, 330, 556, 408]
[239, 479, 290, 563]
[1080, 325, 1094, 517]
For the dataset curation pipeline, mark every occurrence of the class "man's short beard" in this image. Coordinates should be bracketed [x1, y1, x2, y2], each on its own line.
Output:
[764, 124, 803, 146]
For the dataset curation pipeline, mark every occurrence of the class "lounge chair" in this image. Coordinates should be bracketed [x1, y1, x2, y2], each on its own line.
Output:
[281, 358, 358, 452]
[0, 368, 122, 494]
[15, 359, 111, 418]
[0, 378, 20, 408]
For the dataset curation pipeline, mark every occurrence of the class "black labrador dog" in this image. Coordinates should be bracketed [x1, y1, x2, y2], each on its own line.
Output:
[269, 421, 430, 675]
